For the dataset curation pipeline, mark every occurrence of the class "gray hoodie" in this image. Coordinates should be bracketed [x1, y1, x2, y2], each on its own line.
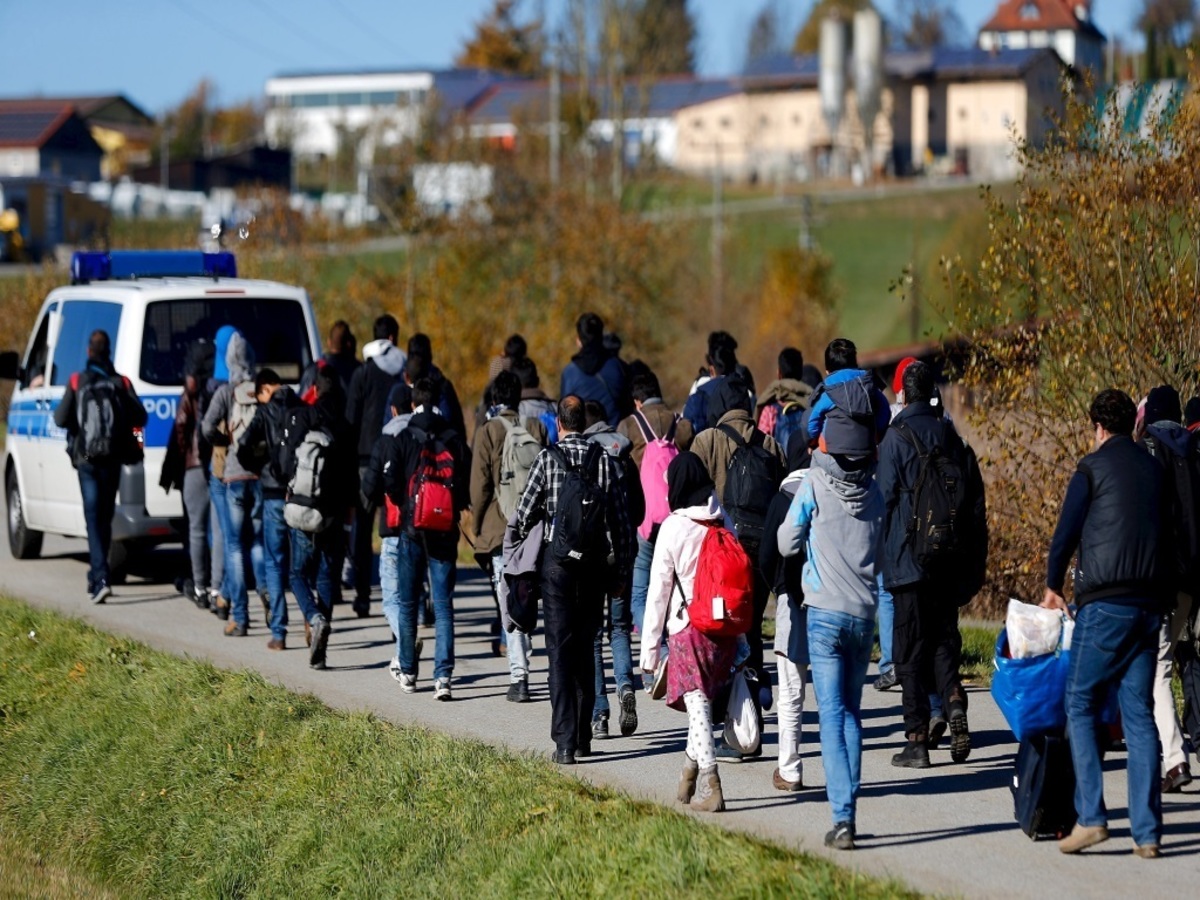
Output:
[201, 332, 258, 483]
[777, 451, 881, 621]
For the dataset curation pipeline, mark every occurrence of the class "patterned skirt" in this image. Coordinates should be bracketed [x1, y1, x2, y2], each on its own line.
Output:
[665, 624, 738, 712]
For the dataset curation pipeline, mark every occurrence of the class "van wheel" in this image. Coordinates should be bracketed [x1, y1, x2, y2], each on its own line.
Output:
[7, 470, 43, 560]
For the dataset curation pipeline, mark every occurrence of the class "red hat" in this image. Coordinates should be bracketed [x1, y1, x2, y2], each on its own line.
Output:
[892, 356, 918, 396]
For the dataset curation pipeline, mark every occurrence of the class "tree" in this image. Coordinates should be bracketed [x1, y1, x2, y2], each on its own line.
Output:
[627, 0, 697, 76]
[943, 78, 1200, 613]
[456, 0, 545, 77]
[793, 0, 873, 54]
[745, 0, 785, 70]
[1138, 0, 1195, 77]
[894, 0, 966, 50]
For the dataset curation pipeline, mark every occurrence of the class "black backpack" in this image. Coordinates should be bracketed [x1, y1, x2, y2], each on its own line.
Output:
[548, 443, 608, 566]
[1143, 430, 1200, 589]
[894, 420, 974, 575]
[72, 370, 133, 464]
[718, 424, 784, 548]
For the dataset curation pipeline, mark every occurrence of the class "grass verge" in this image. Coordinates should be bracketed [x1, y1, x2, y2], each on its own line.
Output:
[0, 596, 916, 899]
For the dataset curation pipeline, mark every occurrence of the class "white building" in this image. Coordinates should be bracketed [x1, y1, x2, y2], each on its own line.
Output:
[978, 0, 1106, 80]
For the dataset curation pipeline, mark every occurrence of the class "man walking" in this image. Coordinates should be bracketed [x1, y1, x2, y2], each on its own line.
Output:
[877, 362, 986, 768]
[559, 313, 627, 427]
[515, 396, 634, 764]
[54, 329, 147, 603]
[1044, 389, 1170, 857]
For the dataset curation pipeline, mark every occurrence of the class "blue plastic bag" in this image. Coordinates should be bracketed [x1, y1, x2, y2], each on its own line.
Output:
[990, 629, 1071, 741]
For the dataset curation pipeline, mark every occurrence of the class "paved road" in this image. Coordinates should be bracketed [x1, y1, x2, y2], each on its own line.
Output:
[3, 535, 1197, 898]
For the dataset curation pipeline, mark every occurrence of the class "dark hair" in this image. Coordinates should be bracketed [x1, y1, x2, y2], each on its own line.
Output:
[1089, 389, 1137, 437]
[1185, 396, 1200, 428]
[504, 333, 527, 359]
[824, 338, 857, 372]
[328, 320, 354, 355]
[373, 314, 399, 342]
[707, 330, 738, 356]
[88, 329, 111, 360]
[413, 377, 436, 411]
[558, 395, 586, 432]
[902, 361, 935, 404]
[406, 350, 430, 383]
[314, 367, 338, 398]
[387, 383, 411, 416]
[583, 399, 607, 429]
[711, 344, 738, 376]
[778, 347, 804, 381]
[576, 312, 604, 344]
[408, 332, 432, 360]
[510, 355, 539, 389]
[631, 372, 662, 403]
[603, 332, 622, 354]
[254, 368, 282, 393]
[491, 370, 521, 409]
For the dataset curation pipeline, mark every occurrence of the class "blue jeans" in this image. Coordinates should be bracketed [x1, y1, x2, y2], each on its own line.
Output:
[1066, 600, 1162, 847]
[396, 533, 456, 680]
[225, 480, 264, 628]
[77, 461, 119, 591]
[808, 607, 875, 827]
[630, 536, 655, 633]
[492, 550, 532, 681]
[594, 576, 635, 717]
[209, 475, 231, 599]
[262, 497, 289, 639]
[290, 526, 335, 625]
[380, 537, 403, 663]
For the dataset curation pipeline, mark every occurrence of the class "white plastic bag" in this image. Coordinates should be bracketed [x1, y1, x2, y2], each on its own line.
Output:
[723, 668, 761, 754]
[1005, 598, 1064, 659]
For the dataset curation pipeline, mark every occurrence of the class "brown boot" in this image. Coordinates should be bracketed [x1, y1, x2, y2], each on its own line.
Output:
[677, 757, 699, 804]
[1059, 824, 1109, 854]
[690, 765, 725, 813]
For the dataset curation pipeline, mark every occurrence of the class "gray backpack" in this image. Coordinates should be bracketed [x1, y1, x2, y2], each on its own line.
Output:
[285, 427, 333, 532]
[497, 416, 541, 519]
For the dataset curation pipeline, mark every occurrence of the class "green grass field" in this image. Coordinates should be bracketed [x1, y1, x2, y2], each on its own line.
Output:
[0, 596, 916, 899]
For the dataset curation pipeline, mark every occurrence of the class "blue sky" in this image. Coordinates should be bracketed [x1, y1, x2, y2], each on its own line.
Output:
[0, 1, 1140, 113]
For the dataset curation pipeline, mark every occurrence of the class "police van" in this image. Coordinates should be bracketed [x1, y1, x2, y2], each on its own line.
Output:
[1, 250, 320, 577]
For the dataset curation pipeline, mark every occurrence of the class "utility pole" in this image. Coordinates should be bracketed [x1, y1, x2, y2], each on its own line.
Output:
[160, 123, 170, 193]
[549, 45, 561, 189]
[711, 143, 723, 321]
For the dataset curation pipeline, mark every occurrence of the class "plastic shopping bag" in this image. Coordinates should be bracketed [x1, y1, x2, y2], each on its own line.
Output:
[1006, 598, 1064, 659]
[723, 667, 761, 755]
[991, 629, 1071, 741]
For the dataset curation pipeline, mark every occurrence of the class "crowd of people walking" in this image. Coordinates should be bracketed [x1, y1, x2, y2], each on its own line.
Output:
[56, 312, 1200, 856]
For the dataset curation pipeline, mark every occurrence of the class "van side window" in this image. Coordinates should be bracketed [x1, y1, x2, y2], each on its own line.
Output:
[50, 300, 123, 386]
[22, 307, 53, 389]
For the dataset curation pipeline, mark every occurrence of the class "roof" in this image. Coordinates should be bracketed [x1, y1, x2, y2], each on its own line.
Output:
[0, 94, 154, 126]
[431, 69, 505, 116]
[0, 101, 77, 149]
[466, 77, 741, 125]
[928, 47, 1062, 79]
[981, 0, 1106, 41]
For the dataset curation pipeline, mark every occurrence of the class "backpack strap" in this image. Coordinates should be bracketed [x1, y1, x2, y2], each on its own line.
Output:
[717, 423, 748, 449]
[891, 420, 928, 458]
[632, 409, 657, 443]
[665, 414, 678, 443]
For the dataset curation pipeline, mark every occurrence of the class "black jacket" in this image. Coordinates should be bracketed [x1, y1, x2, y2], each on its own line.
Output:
[346, 352, 405, 462]
[379, 365, 467, 439]
[1047, 434, 1173, 609]
[360, 410, 472, 559]
[877, 402, 987, 600]
[760, 477, 806, 599]
[238, 387, 301, 498]
[54, 359, 148, 468]
[282, 390, 356, 516]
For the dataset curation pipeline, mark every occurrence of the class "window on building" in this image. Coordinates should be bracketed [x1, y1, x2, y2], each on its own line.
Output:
[368, 91, 398, 106]
[1020, 2, 1039, 20]
[760, 115, 770, 127]
[959, 107, 968, 120]
[693, 117, 704, 129]
[719, 116, 732, 129]
[792, 113, 801, 125]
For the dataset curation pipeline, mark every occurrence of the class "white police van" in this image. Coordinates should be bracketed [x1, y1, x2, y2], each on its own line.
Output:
[1, 250, 320, 577]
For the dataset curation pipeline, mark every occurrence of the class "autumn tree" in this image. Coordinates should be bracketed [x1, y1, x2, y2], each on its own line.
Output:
[945, 76, 1200, 612]
[894, 0, 965, 50]
[793, 0, 873, 54]
[456, 0, 546, 77]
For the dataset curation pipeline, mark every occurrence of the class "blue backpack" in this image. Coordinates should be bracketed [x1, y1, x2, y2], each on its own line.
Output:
[774, 402, 808, 457]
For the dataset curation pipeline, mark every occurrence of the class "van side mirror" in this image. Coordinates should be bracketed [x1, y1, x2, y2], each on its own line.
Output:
[0, 351, 18, 381]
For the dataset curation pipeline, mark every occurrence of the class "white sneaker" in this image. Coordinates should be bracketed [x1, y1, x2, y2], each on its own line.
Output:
[434, 678, 452, 701]
[388, 657, 403, 684]
[399, 672, 417, 694]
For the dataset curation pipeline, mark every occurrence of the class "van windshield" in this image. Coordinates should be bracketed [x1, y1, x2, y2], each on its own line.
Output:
[140, 298, 313, 386]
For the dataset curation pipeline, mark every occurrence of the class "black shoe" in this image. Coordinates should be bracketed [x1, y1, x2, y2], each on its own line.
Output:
[873, 668, 898, 691]
[506, 678, 530, 703]
[928, 715, 948, 751]
[554, 747, 576, 765]
[90, 582, 111, 605]
[618, 687, 638, 736]
[352, 600, 370, 619]
[309, 615, 331, 669]
[576, 740, 592, 758]
[591, 715, 610, 741]
[948, 706, 971, 763]
[824, 821, 856, 850]
[192, 586, 211, 610]
[891, 739, 931, 769]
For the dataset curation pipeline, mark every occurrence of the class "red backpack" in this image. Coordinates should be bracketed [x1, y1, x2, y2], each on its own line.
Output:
[406, 427, 457, 532]
[677, 524, 754, 638]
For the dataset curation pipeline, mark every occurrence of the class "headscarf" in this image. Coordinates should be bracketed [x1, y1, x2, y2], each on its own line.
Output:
[667, 451, 714, 511]
[213, 325, 238, 382]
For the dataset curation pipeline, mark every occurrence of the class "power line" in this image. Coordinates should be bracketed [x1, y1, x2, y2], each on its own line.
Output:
[246, 0, 360, 64]
[167, 0, 299, 69]
[326, 0, 411, 61]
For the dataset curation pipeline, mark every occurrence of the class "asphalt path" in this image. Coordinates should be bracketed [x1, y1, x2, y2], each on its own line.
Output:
[3, 534, 1198, 898]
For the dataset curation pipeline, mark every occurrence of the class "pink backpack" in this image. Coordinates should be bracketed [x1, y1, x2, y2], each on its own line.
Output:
[633, 410, 679, 540]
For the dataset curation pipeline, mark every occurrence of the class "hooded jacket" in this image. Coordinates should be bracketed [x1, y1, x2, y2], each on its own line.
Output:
[806, 368, 890, 457]
[559, 340, 627, 427]
[584, 420, 646, 527]
[689, 408, 784, 504]
[346, 339, 407, 461]
[281, 385, 356, 518]
[756, 377, 814, 437]
[237, 386, 301, 498]
[201, 333, 259, 483]
[470, 408, 549, 555]
[1141, 421, 1200, 590]
[640, 494, 734, 672]
[778, 451, 882, 621]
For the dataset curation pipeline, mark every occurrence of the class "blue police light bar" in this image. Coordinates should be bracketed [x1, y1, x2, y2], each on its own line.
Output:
[71, 251, 237, 283]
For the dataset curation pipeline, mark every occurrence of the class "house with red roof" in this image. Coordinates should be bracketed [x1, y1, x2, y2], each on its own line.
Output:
[978, 0, 1106, 80]
[0, 101, 104, 182]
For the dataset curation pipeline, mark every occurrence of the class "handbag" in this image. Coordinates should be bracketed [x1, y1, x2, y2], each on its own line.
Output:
[723, 667, 762, 754]
[990, 627, 1071, 742]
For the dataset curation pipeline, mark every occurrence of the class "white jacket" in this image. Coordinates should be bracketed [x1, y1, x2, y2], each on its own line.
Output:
[640, 494, 733, 673]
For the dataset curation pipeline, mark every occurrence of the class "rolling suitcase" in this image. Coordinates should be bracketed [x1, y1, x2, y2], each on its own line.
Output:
[1012, 733, 1077, 840]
